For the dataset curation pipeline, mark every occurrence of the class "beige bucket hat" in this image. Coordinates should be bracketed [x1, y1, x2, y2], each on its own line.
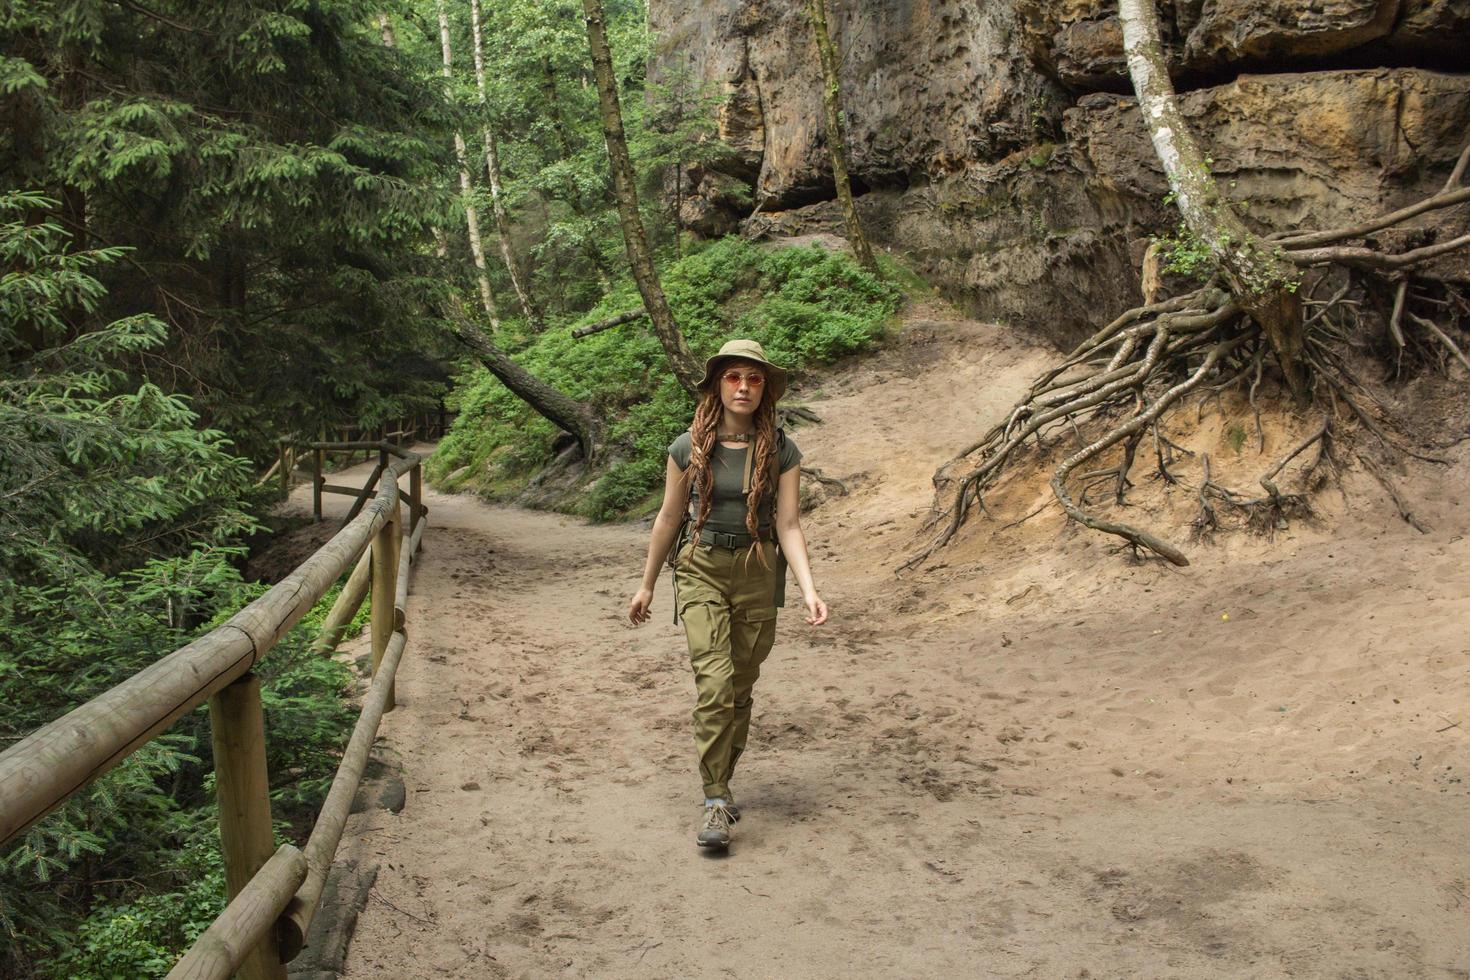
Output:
[698, 339, 788, 403]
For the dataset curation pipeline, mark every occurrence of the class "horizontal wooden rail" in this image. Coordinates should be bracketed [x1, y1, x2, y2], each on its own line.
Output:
[0, 442, 421, 847]
[277, 628, 408, 960]
[310, 549, 372, 657]
[3, 439, 433, 978]
[393, 522, 412, 631]
[166, 844, 308, 980]
[304, 440, 394, 452]
[317, 482, 367, 496]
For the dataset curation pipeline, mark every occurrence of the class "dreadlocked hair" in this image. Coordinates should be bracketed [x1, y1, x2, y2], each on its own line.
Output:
[686, 381, 779, 571]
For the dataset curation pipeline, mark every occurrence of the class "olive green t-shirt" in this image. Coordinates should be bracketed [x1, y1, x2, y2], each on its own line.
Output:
[668, 430, 802, 534]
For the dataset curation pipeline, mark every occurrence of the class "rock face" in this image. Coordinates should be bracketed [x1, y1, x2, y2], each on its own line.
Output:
[1019, 0, 1469, 88]
[652, 0, 1063, 209]
[1069, 70, 1470, 227]
[652, 0, 1470, 344]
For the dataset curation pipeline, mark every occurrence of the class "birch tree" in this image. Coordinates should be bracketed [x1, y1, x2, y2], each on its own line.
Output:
[909, 1, 1470, 568]
[414, 5, 596, 458]
[469, 0, 543, 329]
[437, 0, 500, 328]
[1118, 0, 1303, 397]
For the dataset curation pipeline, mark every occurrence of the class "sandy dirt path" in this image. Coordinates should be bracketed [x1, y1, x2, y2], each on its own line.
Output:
[301, 317, 1468, 979]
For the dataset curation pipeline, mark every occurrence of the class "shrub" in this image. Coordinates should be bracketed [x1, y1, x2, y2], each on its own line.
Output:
[431, 238, 903, 519]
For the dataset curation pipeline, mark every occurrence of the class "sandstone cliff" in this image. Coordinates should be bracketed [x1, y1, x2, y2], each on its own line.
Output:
[651, 0, 1470, 344]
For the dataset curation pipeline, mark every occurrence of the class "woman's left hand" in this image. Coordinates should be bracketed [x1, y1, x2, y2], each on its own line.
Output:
[802, 593, 829, 626]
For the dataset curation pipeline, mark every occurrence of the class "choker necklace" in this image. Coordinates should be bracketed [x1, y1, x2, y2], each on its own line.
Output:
[717, 431, 753, 444]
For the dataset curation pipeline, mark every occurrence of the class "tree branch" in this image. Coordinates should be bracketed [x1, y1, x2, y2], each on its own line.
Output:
[570, 308, 646, 339]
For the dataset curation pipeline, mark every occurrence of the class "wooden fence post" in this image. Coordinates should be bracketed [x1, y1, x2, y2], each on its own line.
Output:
[208, 674, 286, 980]
[410, 464, 423, 550]
[278, 443, 289, 496]
[312, 448, 324, 522]
[370, 501, 400, 712]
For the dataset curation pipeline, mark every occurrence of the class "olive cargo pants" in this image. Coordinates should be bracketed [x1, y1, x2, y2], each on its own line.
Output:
[674, 539, 779, 800]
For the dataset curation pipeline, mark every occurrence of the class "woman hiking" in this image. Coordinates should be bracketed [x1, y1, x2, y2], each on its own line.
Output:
[628, 339, 829, 850]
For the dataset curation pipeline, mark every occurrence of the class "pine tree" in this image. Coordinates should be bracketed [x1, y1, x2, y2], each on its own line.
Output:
[1, 0, 458, 459]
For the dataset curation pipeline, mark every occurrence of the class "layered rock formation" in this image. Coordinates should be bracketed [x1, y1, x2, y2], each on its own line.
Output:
[655, 1, 1059, 209]
[651, 0, 1470, 344]
[1021, 0, 1470, 90]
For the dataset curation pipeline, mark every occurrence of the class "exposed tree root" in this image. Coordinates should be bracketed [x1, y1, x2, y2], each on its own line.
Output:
[800, 466, 849, 495]
[780, 404, 824, 427]
[1190, 453, 1220, 541]
[904, 151, 1470, 573]
[1357, 451, 1431, 534]
[1050, 335, 1246, 566]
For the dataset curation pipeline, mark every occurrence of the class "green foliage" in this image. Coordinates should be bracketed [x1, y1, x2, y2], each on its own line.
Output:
[2, 0, 456, 461]
[634, 57, 742, 250]
[1153, 196, 1300, 295]
[0, 552, 358, 977]
[1153, 222, 1217, 282]
[432, 238, 902, 519]
[0, 192, 258, 582]
[414, 0, 736, 315]
[1227, 423, 1248, 455]
[0, 200, 355, 976]
[1026, 141, 1055, 168]
[44, 826, 225, 980]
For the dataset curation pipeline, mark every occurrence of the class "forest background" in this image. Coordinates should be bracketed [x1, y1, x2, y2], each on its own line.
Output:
[11, 0, 1465, 971]
[0, 0, 899, 973]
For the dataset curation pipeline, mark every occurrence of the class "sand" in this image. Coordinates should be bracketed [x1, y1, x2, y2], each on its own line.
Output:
[283, 308, 1469, 978]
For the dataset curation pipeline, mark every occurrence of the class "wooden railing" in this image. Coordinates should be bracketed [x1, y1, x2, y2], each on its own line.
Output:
[256, 408, 453, 495]
[0, 440, 430, 980]
[309, 440, 424, 528]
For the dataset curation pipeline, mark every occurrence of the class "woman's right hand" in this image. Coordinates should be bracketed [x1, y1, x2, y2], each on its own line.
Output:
[628, 587, 654, 625]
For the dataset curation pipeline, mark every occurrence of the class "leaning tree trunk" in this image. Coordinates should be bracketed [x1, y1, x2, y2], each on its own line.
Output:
[1119, 0, 1304, 397]
[806, 0, 879, 276]
[470, 0, 543, 329]
[437, 0, 500, 329]
[581, 0, 705, 395]
[449, 303, 599, 460]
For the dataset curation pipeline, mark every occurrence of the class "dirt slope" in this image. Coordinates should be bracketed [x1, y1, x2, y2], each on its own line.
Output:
[296, 305, 1468, 979]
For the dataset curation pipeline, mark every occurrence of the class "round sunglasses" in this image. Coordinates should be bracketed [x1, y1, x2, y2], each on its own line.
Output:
[721, 370, 766, 387]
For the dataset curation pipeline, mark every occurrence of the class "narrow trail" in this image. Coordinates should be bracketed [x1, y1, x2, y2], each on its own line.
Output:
[285, 314, 1469, 978]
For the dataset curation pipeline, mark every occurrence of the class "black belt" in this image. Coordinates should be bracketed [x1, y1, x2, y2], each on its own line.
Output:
[697, 528, 772, 550]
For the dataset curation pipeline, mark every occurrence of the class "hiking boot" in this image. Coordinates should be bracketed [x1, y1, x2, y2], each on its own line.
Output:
[697, 800, 735, 848]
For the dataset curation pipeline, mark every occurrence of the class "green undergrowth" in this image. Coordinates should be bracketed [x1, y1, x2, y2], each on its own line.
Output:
[2, 562, 364, 978]
[429, 237, 905, 519]
[0, 190, 372, 976]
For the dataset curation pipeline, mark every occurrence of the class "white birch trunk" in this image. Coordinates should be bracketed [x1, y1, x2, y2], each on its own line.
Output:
[438, 0, 499, 329]
[470, 0, 541, 328]
[1118, 0, 1305, 396]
